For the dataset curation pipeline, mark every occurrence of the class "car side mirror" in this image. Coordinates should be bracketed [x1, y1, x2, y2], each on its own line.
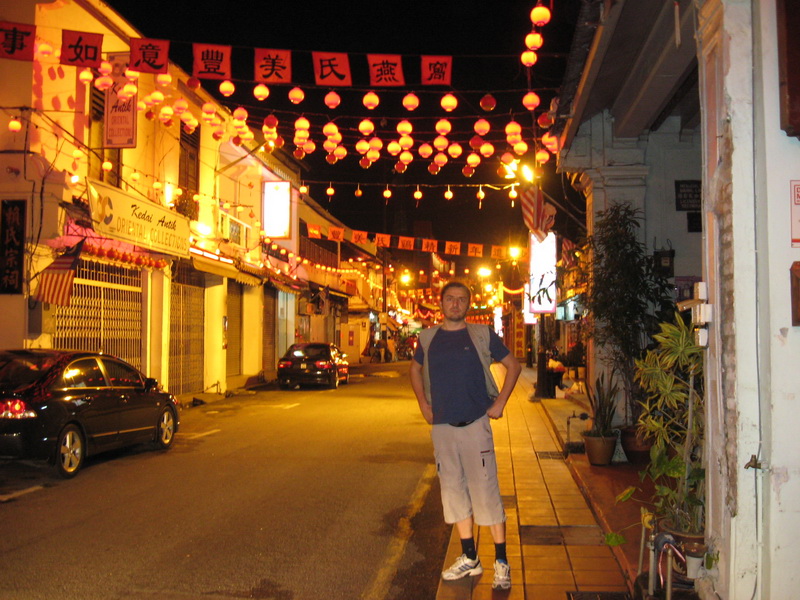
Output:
[144, 377, 160, 391]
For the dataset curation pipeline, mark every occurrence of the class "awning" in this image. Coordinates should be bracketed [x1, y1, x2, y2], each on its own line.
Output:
[191, 256, 239, 279]
[269, 277, 302, 295]
[328, 288, 351, 300]
[235, 271, 262, 286]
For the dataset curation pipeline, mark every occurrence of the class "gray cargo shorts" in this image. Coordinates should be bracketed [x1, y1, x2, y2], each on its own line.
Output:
[431, 414, 506, 526]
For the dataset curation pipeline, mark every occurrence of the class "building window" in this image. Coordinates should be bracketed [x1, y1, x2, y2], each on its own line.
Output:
[88, 87, 122, 187]
[178, 126, 200, 220]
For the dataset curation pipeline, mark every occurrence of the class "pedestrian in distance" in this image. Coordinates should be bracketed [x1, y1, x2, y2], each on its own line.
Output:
[409, 280, 522, 590]
[387, 335, 397, 362]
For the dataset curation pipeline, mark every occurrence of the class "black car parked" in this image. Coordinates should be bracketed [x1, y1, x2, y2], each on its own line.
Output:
[277, 343, 350, 389]
[0, 349, 180, 478]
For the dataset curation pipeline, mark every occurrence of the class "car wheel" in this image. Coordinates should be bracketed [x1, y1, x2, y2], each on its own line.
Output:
[55, 424, 84, 478]
[329, 371, 339, 389]
[154, 406, 176, 450]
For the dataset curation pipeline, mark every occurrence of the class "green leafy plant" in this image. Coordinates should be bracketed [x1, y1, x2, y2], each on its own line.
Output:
[602, 313, 705, 545]
[584, 370, 619, 437]
[635, 312, 705, 534]
[583, 203, 675, 425]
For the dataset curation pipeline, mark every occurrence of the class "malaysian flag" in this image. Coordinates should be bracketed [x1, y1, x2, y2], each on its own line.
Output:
[34, 239, 85, 306]
[520, 184, 556, 242]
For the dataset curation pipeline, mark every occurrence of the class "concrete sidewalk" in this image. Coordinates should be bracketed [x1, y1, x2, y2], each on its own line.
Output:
[435, 366, 632, 600]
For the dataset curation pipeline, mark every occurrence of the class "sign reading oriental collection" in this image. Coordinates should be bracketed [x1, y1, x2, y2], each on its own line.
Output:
[89, 181, 190, 257]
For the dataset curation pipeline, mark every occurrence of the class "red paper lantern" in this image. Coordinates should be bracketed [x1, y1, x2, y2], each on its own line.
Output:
[522, 91, 541, 111]
[469, 135, 484, 150]
[402, 93, 420, 111]
[428, 163, 441, 175]
[525, 32, 544, 51]
[187, 77, 201, 90]
[326, 153, 338, 164]
[218, 80, 235, 97]
[263, 114, 279, 129]
[479, 94, 496, 112]
[537, 112, 554, 129]
[462, 165, 475, 177]
[288, 87, 305, 104]
[363, 91, 380, 110]
[473, 118, 490, 136]
[359, 156, 372, 169]
[521, 51, 538, 68]
[530, 4, 552, 27]
[324, 90, 341, 109]
[253, 84, 270, 101]
[394, 161, 407, 173]
[440, 93, 458, 112]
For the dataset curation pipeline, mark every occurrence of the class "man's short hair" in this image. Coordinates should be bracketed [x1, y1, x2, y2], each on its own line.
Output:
[440, 280, 471, 303]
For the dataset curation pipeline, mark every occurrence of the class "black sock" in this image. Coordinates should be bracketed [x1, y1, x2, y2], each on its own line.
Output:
[460, 537, 477, 560]
[495, 542, 507, 563]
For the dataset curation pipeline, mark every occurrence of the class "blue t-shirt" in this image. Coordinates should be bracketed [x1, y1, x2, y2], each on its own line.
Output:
[414, 326, 510, 424]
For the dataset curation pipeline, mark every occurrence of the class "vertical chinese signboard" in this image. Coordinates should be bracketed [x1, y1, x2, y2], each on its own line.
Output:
[0, 200, 26, 295]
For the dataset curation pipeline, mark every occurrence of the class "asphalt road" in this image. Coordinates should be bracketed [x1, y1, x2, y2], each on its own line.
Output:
[0, 362, 449, 600]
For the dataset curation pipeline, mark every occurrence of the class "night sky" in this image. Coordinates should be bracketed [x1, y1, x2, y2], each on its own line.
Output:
[104, 1, 585, 257]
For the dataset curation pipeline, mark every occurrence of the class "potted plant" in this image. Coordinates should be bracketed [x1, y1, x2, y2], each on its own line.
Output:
[582, 203, 674, 456]
[581, 370, 619, 466]
[635, 313, 705, 543]
[606, 313, 706, 576]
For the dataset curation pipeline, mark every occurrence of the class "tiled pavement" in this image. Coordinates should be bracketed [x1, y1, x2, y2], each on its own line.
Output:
[435, 367, 631, 600]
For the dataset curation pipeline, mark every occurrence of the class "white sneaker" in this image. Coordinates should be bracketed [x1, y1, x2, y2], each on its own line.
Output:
[492, 560, 511, 590]
[441, 554, 483, 580]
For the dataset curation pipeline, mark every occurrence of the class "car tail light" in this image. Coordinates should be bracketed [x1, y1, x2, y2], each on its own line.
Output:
[1, 399, 36, 419]
[278, 360, 292, 369]
[315, 360, 332, 369]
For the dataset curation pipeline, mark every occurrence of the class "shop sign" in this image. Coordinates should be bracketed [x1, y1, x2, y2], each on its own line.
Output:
[105, 53, 137, 148]
[0, 200, 26, 294]
[89, 181, 190, 257]
[792, 180, 800, 248]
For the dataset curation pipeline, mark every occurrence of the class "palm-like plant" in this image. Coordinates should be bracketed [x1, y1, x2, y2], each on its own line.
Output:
[634, 313, 705, 534]
[584, 370, 619, 437]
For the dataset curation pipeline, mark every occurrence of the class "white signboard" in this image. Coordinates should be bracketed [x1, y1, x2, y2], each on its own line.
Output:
[529, 231, 556, 314]
[262, 181, 291, 239]
[105, 53, 137, 148]
[89, 181, 190, 257]
[792, 180, 800, 248]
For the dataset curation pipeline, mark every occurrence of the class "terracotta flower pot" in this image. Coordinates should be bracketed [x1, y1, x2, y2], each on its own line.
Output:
[582, 432, 617, 466]
[620, 426, 652, 465]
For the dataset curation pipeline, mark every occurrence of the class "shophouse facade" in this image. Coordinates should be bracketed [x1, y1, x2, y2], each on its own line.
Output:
[554, 1, 800, 598]
[0, 0, 387, 396]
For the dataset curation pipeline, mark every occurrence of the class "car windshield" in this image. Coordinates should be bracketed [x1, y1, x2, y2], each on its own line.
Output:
[0, 353, 59, 388]
[288, 345, 329, 360]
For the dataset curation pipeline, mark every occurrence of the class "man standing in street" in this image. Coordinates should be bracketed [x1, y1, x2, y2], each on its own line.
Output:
[409, 280, 521, 590]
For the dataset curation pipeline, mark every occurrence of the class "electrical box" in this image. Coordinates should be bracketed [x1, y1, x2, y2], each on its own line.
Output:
[691, 303, 713, 325]
[693, 328, 709, 347]
[27, 301, 55, 335]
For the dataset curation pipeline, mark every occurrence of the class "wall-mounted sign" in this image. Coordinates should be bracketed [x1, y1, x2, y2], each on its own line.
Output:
[89, 180, 190, 257]
[792, 180, 800, 248]
[262, 181, 291, 239]
[675, 180, 702, 211]
[0, 200, 26, 294]
[105, 53, 137, 149]
[529, 231, 556, 314]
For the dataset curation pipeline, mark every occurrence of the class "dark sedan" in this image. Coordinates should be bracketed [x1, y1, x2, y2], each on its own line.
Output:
[0, 349, 180, 478]
[277, 343, 350, 389]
